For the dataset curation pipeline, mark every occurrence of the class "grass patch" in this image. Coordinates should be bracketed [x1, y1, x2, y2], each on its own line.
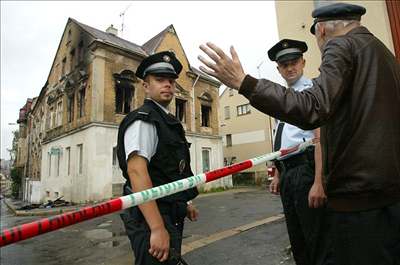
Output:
[198, 186, 231, 194]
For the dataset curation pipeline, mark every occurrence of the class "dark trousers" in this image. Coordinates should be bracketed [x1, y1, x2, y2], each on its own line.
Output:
[120, 206, 186, 265]
[279, 159, 325, 265]
[317, 201, 400, 265]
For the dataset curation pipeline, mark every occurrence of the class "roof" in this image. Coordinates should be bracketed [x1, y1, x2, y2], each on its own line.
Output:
[73, 19, 220, 86]
[70, 18, 147, 57]
[142, 25, 172, 54]
[189, 66, 221, 86]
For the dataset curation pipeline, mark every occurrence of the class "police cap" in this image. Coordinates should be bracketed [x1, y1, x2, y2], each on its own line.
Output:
[268, 39, 308, 63]
[136, 51, 183, 80]
[310, 3, 366, 34]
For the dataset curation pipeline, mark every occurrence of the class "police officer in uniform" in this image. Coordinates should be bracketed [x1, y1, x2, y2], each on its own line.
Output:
[117, 51, 199, 265]
[268, 39, 326, 265]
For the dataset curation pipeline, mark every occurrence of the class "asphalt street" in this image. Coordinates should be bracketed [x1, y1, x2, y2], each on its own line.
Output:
[1, 187, 294, 265]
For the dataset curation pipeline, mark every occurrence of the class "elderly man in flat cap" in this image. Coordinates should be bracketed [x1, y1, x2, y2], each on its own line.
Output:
[198, 2, 400, 265]
[117, 51, 199, 265]
[268, 39, 326, 265]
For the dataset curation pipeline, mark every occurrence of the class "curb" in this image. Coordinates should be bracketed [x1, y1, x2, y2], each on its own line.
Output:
[3, 187, 261, 217]
[182, 213, 285, 255]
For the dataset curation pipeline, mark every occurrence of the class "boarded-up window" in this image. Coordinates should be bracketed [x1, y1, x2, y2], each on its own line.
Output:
[224, 106, 230, 120]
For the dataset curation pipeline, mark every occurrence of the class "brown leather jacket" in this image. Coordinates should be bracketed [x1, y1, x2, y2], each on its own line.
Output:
[239, 27, 400, 211]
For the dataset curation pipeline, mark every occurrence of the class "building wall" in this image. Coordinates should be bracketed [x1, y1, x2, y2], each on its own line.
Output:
[41, 124, 120, 203]
[28, 19, 226, 202]
[186, 133, 231, 190]
[155, 29, 220, 136]
[275, 0, 396, 78]
[219, 88, 274, 179]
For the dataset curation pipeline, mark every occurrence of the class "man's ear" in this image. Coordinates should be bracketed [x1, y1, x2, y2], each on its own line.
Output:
[276, 65, 283, 75]
[318, 23, 326, 37]
[142, 80, 149, 93]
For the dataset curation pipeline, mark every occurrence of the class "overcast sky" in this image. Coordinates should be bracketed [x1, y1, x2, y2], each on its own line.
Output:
[1, 1, 283, 160]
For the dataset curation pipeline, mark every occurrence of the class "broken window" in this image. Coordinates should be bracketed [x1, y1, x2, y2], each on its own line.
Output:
[77, 41, 84, 63]
[78, 86, 85, 118]
[69, 49, 75, 72]
[67, 94, 74, 123]
[114, 70, 135, 114]
[61, 57, 66, 77]
[201, 105, 211, 127]
[199, 92, 213, 127]
[175, 98, 186, 123]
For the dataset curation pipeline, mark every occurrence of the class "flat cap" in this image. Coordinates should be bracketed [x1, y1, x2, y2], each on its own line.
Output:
[268, 39, 308, 63]
[310, 3, 366, 34]
[136, 51, 183, 80]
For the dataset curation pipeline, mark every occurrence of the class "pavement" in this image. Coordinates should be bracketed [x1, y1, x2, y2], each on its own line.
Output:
[1, 187, 294, 265]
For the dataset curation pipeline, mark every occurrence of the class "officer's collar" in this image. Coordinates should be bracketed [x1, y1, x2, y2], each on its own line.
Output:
[144, 99, 180, 125]
[146, 98, 170, 114]
[288, 75, 306, 89]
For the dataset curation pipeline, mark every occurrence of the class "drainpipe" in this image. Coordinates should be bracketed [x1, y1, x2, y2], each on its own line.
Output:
[191, 73, 200, 174]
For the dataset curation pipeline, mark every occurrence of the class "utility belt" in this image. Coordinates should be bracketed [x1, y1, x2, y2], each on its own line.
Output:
[123, 184, 187, 224]
[275, 146, 315, 173]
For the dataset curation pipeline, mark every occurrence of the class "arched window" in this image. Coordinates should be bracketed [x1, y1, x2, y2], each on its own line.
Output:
[198, 92, 213, 127]
[113, 70, 136, 114]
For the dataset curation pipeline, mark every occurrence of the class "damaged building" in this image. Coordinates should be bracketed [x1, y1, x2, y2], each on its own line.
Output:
[17, 18, 229, 204]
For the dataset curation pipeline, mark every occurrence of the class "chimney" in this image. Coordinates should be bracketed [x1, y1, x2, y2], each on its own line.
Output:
[106, 24, 118, 36]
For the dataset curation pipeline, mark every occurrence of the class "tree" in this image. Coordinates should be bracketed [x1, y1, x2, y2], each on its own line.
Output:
[10, 167, 22, 198]
[8, 130, 22, 198]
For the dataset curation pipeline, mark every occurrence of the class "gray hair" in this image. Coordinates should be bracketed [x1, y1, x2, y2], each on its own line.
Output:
[316, 20, 360, 33]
